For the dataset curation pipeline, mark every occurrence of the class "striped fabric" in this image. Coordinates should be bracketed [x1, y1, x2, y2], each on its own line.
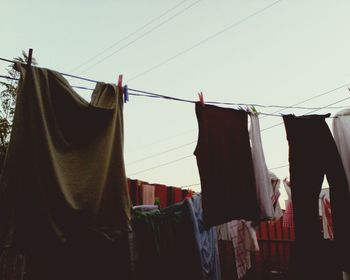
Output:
[0, 249, 26, 280]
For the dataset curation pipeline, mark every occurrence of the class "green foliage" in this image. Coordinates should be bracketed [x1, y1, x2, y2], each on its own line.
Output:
[0, 51, 37, 171]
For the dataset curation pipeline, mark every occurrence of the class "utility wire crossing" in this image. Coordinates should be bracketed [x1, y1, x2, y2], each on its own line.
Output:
[70, 0, 192, 73]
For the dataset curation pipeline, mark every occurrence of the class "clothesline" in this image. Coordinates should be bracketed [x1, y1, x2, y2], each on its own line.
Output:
[0, 73, 349, 116]
[3, 55, 350, 181]
[1, 57, 350, 115]
[127, 95, 350, 177]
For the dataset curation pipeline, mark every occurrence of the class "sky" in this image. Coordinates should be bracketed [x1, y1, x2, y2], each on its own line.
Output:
[2, 0, 350, 204]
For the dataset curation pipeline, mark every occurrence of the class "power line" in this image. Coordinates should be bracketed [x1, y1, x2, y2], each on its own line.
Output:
[130, 129, 195, 151]
[126, 140, 196, 165]
[128, 95, 350, 175]
[128, 155, 193, 176]
[182, 183, 201, 188]
[270, 164, 289, 170]
[260, 95, 350, 132]
[70, 0, 191, 73]
[78, 0, 203, 75]
[127, 0, 284, 82]
[259, 84, 350, 120]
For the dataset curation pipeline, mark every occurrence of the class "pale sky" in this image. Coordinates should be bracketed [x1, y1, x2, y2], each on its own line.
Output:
[1, 0, 350, 203]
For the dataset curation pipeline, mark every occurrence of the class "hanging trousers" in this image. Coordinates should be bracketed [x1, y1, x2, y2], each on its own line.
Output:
[283, 114, 350, 280]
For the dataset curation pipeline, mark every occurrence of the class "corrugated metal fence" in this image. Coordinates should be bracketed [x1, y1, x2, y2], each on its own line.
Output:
[252, 218, 295, 280]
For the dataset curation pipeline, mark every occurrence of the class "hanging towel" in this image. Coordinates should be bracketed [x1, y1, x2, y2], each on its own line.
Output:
[0, 63, 132, 279]
[194, 103, 259, 226]
[216, 220, 259, 279]
[332, 109, 350, 197]
[269, 171, 283, 220]
[321, 195, 334, 240]
[249, 114, 274, 220]
[141, 184, 155, 205]
[189, 195, 221, 280]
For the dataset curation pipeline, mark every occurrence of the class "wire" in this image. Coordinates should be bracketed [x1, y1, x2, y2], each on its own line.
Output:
[128, 88, 194, 103]
[126, 0, 284, 82]
[128, 155, 193, 176]
[259, 84, 350, 120]
[70, 0, 191, 73]
[182, 164, 287, 186]
[260, 95, 350, 132]
[1, 69, 350, 112]
[0, 58, 17, 64]
[128, 95, 350, 175]
[129, 129, 195, 152]
[270, 164, 289, 170]
[126, 140, 196, 165]
[78, 0, 203, 75]
[182, 183, 201, 188]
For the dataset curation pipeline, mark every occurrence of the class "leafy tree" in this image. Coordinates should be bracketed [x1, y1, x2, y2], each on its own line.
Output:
[0, 51, 37, 171]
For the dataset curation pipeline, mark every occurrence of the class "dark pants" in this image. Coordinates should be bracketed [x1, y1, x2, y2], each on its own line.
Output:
[283, 114, 350, 279]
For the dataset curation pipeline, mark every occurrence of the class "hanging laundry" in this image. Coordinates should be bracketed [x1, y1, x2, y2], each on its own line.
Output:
[189, 194, 221, 280]
[132, 199, 203, 280]
[283, 114, 350, 278]
[269, 171, 283, 220]
[249, 113, 275, 220]
[0, 63, 132, 280]
[216, 220, 259, 279]
[321, 194, 334, 240]
[194, 103, 259, 227]
[141, 183, 155, 205]
[282, 178, 294, 228]
[332, 109, 350, 196]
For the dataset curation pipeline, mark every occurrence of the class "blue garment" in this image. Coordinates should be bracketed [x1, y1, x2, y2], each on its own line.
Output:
[188, 195, 221, 280]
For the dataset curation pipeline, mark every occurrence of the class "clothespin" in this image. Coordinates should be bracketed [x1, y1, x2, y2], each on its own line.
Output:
[117, 74, 128, 103]
[27, 48, 33, 66]
[250, 105, 258, 114]
[198, 92, 204, 106]
[123, 85, 129, 103]
[117, 74, 123, 91]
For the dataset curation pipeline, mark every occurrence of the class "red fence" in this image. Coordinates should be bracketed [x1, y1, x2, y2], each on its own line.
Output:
[253, 218, 295, 280]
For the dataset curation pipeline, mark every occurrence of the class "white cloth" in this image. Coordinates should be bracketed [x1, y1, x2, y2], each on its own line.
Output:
[142, 184, 155, 205]
[249, 114, 274, 220]
[269, 171, 283, 220]
[216, 220, 259, 279]
[332, 109, 350, 196]
[283, 179, 294, 228]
